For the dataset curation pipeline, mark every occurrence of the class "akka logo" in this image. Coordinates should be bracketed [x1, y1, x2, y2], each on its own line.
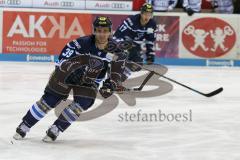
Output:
[3, 11, 92, 54]
[7, 14, 88, 39]
[182, 18, 236, 58]
[4, 13, 91, 39]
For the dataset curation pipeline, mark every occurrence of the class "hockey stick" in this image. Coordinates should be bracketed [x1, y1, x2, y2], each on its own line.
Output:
[102, 66, 155, 94]
[106, 39, 223, 96]
[122, 70, 155, 92]
[137, 64, 223, 97]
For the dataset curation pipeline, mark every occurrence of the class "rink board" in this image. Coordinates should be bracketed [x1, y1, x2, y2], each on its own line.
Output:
[0, 8, 240, 67]
[0, 54, 239, 67]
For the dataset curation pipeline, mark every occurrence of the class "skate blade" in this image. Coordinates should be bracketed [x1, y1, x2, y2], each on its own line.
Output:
[13, 133, 24, 140]
[42, 135, 54, 142]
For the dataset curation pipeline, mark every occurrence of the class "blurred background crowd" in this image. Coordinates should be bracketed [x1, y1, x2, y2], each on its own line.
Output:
[1, 0, 239, 14]
[133, 0, 240, 14]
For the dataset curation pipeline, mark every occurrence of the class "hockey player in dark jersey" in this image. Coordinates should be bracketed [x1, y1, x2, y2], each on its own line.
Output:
[114, 3, 157, 69]
[13, 16, 127, 142]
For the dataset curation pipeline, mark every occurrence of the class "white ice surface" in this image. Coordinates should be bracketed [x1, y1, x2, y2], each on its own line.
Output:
[0, 62, 240, 160]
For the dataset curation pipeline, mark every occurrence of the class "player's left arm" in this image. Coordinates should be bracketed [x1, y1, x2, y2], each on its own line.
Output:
[145, 21, 157, 65]
[57, 39, 92, 85]
[56, 39, 85, 70]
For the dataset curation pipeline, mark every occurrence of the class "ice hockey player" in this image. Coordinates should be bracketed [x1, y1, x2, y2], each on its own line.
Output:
[147, 0, 178, 12]
[114, 3, 157, 71]
[13, 16, 127, 142]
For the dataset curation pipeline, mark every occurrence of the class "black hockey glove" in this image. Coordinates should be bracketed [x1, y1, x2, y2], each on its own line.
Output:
[146, 54, 155, 65]
[65, 67, 86, 85]
[184, 7, 195, 16]
[99, 79, 116, 98]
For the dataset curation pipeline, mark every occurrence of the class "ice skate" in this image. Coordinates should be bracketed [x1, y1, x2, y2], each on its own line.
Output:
[42, 125, 60, 142]
[13, 122, 30, 140]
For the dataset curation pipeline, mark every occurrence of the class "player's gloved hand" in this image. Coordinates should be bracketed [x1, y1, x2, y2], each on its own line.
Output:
[65, 67, 86, 85]
[115, 85, 127, 94]
[99, 79, 116, 98]
[184, 7, 195, 16]
[146, 54, 155, 65]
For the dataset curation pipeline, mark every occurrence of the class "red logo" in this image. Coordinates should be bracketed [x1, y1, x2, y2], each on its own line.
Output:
[182, 18, 236, 58]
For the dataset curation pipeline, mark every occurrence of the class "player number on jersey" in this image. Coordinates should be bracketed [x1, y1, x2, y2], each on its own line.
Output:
[62, 48, 74, 58]
[119, 24, 127, 32]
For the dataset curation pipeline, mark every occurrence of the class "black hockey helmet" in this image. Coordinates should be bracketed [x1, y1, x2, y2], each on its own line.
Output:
[93, 16, 112, 32]
[141, 3, 153, 13]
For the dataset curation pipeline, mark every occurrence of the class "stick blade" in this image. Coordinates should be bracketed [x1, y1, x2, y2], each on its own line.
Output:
[204, 87, 223, 97]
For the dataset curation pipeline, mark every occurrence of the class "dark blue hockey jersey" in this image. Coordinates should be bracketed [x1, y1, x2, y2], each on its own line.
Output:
[114, 14, 157, 55]
[57, 35, 114, 64]
[56, 35, 124, 84]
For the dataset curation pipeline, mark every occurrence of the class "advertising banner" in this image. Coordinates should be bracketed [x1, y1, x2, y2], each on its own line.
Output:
[2, 11, 92, 54]
[0, 0, 32, 7]
[153, 16, 179, 58]
[1, 8, 240, 65]
[32, 0, 85, 9]
[179, 14, 239, 59]
[91, 14, 180, 58]
[85, 0, 132, 11]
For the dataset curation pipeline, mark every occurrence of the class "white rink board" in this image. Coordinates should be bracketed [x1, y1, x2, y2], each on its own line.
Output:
[0, 0, 32, 7]
[32, 0, 85, 9]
